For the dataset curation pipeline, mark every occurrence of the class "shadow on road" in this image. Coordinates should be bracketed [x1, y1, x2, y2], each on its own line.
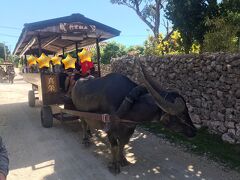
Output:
[0, 102, 238, 180]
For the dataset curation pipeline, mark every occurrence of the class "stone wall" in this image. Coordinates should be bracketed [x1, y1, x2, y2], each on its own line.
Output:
[110, 53, 240, 144]
[99, 64, 112, 77]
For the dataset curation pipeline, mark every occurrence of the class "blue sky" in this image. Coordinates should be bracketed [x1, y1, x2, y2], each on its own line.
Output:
[0, 0, 168, 53]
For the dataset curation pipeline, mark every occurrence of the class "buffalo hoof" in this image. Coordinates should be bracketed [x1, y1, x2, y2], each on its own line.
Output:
[87, 130, 93, 138]
[120, 157, 129, 167]
[108, 162, 120, 175]
[82, 138, 91, 147]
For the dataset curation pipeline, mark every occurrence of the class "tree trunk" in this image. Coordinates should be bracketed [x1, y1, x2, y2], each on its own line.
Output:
[154, 0, 161, 39]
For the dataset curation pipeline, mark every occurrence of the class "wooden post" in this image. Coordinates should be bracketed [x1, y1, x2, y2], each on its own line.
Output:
[96, 38, 101, 77]
[75, 42, 79, 63]
[37, 35, 42, 56]
[24, 54, 28, 73]
[20, 57, 23, 66]
[24, 54, 27, 66]
[62, 48, 65, 57]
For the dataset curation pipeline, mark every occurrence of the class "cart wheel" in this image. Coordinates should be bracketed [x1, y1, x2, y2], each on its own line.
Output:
[32, 84, 38, 91]
[41, 106, 53, 128]
[28, 90, 35, 107]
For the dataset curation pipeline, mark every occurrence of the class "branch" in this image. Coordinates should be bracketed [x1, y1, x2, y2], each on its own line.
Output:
[162, 19, 170, 34]
[162, 29, 174, 41]
[111, 0, 159, 35]
[134, 3, 155, 31]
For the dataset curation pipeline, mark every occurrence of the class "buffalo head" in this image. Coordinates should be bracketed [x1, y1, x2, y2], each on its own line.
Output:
[138, 61, 197, 138]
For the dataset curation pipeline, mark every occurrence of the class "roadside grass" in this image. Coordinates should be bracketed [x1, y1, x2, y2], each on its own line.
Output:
[141, 123, 240, 172]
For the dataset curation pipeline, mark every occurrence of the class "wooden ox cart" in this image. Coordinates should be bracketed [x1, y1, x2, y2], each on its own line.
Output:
[13, 13, 121, 128]
[0, 63, 15, 83]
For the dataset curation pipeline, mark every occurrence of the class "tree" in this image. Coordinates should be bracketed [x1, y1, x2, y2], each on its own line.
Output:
[110, 0, 166, 38]
[165, 0, 219, 53]
[101, 41, 127, 64]
[90, 47, 104, 63]
[144, 30, 199, 56]
[220, 0, 240, 16]
[8, 55, 20, 67]
[127, 45, 144, 55]
[0, 43, 11, 60]
[220, 0, 240, 50]
[203, 0, 240, 52]
[203, 17, 239, 52]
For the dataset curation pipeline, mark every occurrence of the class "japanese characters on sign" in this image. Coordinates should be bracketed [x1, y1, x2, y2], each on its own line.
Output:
[60, 23, 96, 33]
[46, 76, 57, 93]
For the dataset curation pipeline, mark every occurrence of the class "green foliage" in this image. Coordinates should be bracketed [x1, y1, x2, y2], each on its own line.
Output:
[203, 17, 239, 52]
[219, 0, 240, 31]
[127, 45, 144, 55]
[68, 50, 77, 59]
[203, 0, 240, 52]
[89, 43, 144, 64]
[90, 47, 104, 63]
[0, 43, 11, 60]
[101, 41, 127, 64]
[165, 0, 219, 53]
[102, 42, 127, 64]
[0, 43, 19, 66]
[220, 0, 240, 15]
[144, 36, 159, 56]
[8, 55, 20, 67]
[144, 30, 200, 56]
[220, 0, 240, 38]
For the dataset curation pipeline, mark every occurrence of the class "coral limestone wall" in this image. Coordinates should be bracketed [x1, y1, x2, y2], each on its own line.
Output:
[110, 53, 240, 143]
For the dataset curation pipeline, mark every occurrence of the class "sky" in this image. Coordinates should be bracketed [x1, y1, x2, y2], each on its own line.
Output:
[0, 0, 168, 53]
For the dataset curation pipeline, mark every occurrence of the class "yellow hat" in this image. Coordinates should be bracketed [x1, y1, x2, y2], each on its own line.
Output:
[51, 55, 62, 65]
[62, 54, 76, 69]
[78, 48, 92, 63]
[27, 55, 37, 67]
[37, 53, 51, 68]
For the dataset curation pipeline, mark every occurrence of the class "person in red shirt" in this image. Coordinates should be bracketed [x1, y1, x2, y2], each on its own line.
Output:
[81, 60, 94, 76]
[78, 48, 95, 77]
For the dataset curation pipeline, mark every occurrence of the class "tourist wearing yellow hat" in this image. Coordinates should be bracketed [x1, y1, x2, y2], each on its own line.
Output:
[62, 54, 81, 97]
[51, 55, 62, 73]
[37, 53, 51, 73]
[27, 55, 38, 73]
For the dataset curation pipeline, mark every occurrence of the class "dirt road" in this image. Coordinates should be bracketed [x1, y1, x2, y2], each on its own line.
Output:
[0, 70, 239, 180]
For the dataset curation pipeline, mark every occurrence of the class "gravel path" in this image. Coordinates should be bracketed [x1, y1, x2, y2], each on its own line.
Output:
[0, 69, 239, 180]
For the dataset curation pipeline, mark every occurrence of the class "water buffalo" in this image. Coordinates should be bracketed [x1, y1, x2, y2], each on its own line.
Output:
[71, 63, 197, 174]
[6, 66, 15, 84]
[0, 67, 7, 83]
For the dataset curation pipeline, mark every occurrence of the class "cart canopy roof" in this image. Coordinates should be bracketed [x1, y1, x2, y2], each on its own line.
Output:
[13, 13, 121, 57]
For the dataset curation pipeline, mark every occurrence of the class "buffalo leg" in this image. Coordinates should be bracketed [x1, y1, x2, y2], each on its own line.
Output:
[107, 134, 121, 174]
[81, 118, 90, 146]
[119, 142, 129, 167]
[118, 126, 135, 167]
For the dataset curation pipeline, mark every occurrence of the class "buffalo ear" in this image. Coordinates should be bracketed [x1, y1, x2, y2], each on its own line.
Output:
[160, 113, 170, 125]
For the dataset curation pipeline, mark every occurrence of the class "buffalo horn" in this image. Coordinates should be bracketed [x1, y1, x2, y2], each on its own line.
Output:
[137, 60, 185, 115]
